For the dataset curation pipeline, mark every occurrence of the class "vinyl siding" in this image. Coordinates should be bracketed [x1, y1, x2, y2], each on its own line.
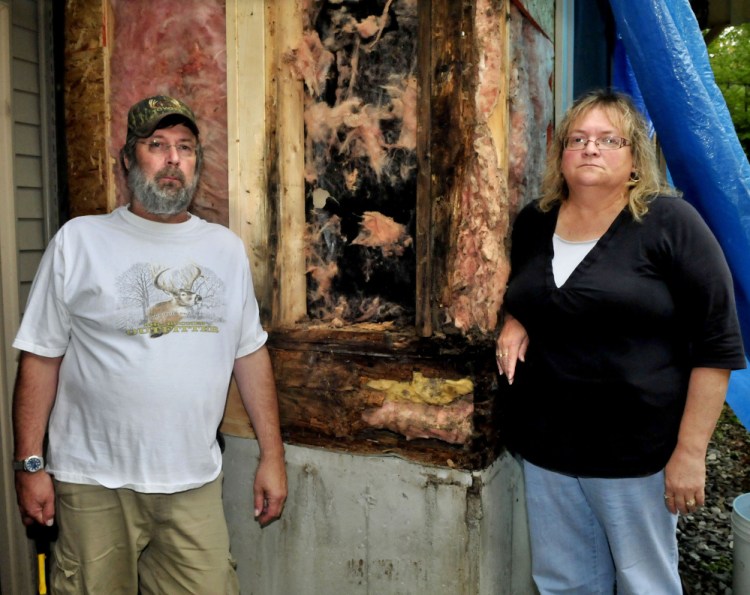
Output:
[11, 0, 57, 310]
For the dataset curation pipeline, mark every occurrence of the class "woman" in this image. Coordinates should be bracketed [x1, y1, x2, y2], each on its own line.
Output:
[497, 90, 745, 594]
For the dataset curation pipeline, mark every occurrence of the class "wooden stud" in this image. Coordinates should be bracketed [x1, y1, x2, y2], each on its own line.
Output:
[487, 0, 511, 180]
[272, 0, 307, 327]
[226, 0, 273, 315]
[416, 0, 433, 337]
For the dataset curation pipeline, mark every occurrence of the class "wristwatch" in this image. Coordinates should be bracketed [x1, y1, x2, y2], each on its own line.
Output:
[12, 455, 45, 473]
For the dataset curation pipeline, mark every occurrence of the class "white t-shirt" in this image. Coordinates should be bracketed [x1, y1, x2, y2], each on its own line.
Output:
[14, 207, 268, 493]
[552, 234, 599, 287]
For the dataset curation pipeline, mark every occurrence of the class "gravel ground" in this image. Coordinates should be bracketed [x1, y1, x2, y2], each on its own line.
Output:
[678, 405, 750, 595]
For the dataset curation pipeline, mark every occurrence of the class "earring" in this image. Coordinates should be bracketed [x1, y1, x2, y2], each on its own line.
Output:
[629, 171, 641, 183]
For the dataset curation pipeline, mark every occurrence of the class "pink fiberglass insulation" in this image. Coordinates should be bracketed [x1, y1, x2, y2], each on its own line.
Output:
[507, 3, 554, 214]
[305, 210, 408, 325]
[305, 213, 343, 313]
[109, 0, 228, 225]
[361, 399, 474, 445]
[351, 211, 413, 258]
[290, 0, 418, 326]
[284, 30, 335, 98]
[444, 1, 554, 336]
[443, 0, 509, 335]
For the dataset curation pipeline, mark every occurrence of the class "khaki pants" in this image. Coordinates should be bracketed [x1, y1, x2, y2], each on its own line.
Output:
[51, 474, 240, 595]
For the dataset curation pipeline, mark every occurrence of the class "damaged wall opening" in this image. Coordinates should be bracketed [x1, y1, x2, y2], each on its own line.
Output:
[231, 0, 554, 466]
[298, 0, 418, 328]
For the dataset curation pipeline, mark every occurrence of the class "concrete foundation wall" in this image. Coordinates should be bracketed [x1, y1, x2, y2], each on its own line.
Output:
[223, 438, 535, 595]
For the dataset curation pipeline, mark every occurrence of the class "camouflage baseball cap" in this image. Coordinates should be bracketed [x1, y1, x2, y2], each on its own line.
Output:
[127, 95, 199, 138]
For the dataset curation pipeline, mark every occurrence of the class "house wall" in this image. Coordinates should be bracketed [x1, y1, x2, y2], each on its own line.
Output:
[1, 1, 59, 592]
[9, 0, 57, 312]
[219, 0, 554, 469]
[56, 0, 555, 469]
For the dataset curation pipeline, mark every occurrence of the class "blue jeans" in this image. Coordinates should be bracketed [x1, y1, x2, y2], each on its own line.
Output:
[523, 459, 682, 595]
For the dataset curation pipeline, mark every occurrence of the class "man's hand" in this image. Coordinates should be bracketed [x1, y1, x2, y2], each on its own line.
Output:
[253, 453, 287, 526]
[234, 347, 287, 526]
[12, 351, 61, 527]
[15, 471, 55, 527]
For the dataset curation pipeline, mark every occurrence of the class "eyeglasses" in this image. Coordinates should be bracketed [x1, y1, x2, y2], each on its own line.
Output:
[563, 136, 631, 151]
[137, 140, 197, 157]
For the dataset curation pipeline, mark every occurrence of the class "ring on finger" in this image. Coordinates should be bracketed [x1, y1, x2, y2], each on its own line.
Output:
[686, 499, 696, 507]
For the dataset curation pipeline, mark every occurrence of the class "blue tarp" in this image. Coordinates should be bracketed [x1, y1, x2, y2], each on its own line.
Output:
[609, 0, 750, 430]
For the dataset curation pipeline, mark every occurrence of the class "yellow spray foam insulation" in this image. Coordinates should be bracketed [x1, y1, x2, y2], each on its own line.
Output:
[367, 372, 473, 405]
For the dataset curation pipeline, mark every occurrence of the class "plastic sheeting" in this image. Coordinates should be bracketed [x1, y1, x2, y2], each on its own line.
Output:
[609, 0, 750, 429]
[612, 39, 653, 136]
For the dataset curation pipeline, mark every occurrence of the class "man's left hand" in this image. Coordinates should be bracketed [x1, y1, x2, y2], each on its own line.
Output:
[253, 453, 287, 526]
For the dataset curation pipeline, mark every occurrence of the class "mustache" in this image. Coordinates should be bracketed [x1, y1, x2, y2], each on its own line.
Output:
[156, 167, 186, 184]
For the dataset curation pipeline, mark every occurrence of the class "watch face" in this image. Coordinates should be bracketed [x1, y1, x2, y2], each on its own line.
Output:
[24, 456, 44, 472]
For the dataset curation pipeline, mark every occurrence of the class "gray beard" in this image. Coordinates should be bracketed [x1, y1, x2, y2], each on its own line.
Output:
[127, 164, 199, 216]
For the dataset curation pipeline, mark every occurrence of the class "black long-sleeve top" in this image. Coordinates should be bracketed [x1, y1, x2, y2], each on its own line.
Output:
[503, 196, 746, 477]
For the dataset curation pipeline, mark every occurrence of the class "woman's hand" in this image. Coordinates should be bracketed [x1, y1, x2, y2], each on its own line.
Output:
[663, 368, 730, 515]
[663, 445, 706, 515]
[496, 314, 529, 384]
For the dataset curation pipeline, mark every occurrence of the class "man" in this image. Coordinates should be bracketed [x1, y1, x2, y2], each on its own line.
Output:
[12, 95, 287, 594]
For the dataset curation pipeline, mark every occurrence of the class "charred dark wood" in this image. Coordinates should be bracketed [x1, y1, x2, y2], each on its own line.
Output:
[223, 326, 506, 470]
[428, 0, 478, 337]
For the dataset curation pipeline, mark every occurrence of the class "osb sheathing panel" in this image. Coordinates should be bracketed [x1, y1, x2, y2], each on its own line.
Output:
[64, 1, 112, 218]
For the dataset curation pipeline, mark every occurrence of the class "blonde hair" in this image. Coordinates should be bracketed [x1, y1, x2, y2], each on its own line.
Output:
[539, 90, 677, 220]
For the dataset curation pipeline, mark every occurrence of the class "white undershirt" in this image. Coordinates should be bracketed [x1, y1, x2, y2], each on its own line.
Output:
[552, 234, 599, 287]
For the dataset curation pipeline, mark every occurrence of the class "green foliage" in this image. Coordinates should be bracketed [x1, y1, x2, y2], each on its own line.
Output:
[702, 556, 732, 575]
[708, 24, 750, 159]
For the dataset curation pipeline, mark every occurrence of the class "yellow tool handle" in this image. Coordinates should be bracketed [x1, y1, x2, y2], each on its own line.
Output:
[37, 552, 47, 594]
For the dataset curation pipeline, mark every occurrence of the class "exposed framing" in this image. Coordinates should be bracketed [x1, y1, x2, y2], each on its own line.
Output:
[227, 0, 512, 337]
[415, 0, 433, 336]
[226, 0, 308, 327]
[269, 0, 307, 327]
[487, 0, 511, 190]
[226, 0, 273, 314]
[223, 0, 513, 466]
